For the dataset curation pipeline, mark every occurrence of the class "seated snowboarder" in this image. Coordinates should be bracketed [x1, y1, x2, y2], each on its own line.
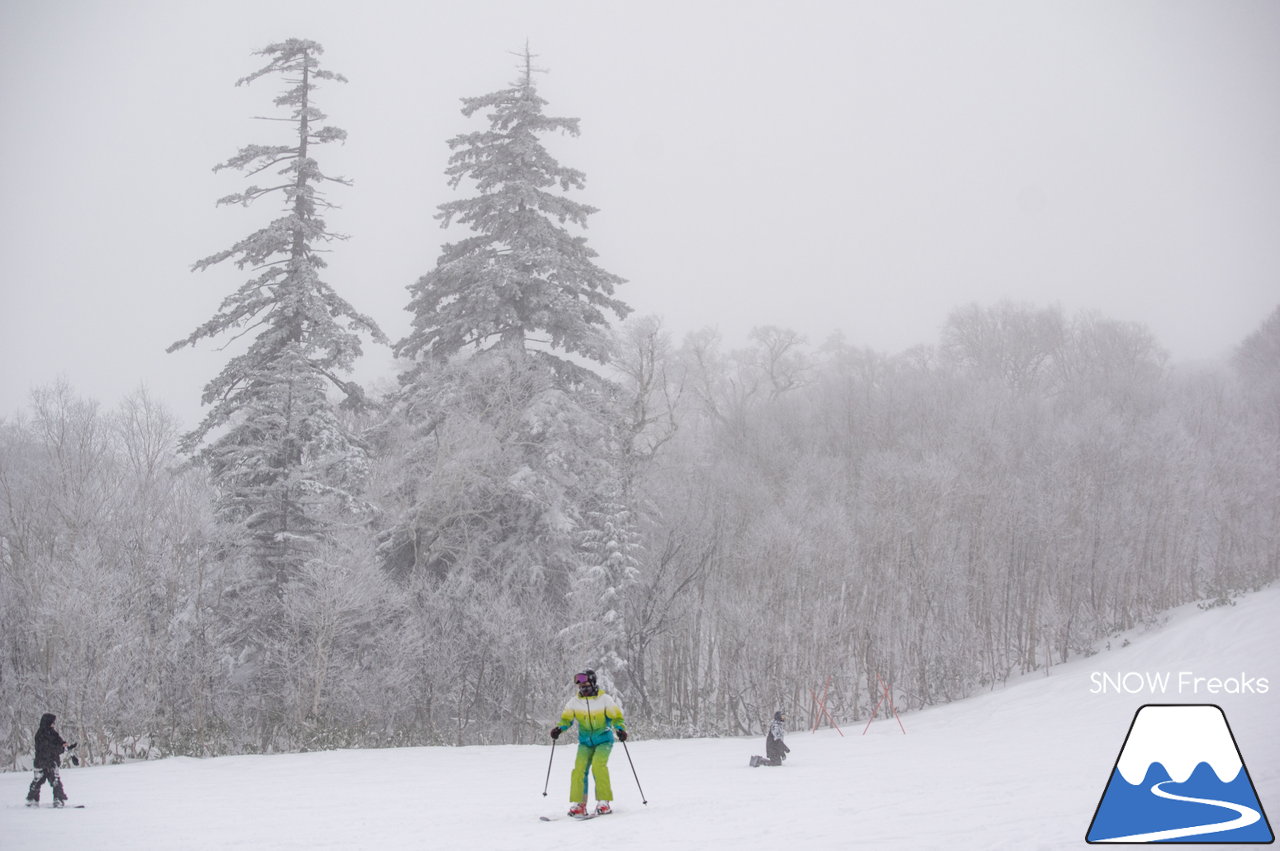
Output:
[26, 713, 75, 807]
[750, 710, 790, 767]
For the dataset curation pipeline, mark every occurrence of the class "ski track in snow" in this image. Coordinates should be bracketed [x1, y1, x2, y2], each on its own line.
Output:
[1094, 779, 1262, 843]
[1, 587, 1276, 850]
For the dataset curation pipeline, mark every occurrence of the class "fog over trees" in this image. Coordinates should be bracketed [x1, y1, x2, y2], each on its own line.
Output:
[1, 40, 1277, 765]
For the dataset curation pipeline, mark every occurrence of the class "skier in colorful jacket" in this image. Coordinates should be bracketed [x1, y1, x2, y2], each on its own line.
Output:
[550, 669, 627, 816]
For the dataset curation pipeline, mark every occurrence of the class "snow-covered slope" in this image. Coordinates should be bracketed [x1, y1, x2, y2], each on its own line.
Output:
[4, 588, 1277, 850]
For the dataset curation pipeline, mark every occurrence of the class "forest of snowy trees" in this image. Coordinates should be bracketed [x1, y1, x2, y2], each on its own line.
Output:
[1, 39, 1278, 767]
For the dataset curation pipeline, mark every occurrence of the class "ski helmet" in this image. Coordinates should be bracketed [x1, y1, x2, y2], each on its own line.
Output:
[574, 670, 598, 688]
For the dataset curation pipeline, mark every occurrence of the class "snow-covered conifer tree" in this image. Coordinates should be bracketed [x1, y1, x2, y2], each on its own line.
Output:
[170, 39, 386, 588]
[380, 50, 635, 723]
[396, 45, 629, 373]
[564, 494, 642, 679]
[387, 45, 631, 583]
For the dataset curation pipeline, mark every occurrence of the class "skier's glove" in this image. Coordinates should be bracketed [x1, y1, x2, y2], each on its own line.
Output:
[550, 727, 562, 740]
[616, 730, 628, 742]
[67, 743, 77, 750]
[70, 755, 80, 766]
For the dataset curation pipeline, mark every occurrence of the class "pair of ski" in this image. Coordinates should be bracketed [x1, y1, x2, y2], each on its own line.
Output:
[540, 810, 610, 822]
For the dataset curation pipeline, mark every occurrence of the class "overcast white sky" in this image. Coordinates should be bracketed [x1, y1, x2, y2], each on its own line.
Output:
[2, 0, 1278, 428]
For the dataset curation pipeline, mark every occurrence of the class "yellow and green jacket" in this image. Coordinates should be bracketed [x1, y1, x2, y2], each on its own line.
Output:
[558, 690, 625, 747]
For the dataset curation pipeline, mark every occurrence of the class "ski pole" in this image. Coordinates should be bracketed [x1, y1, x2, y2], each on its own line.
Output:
[542, 736, 557, 796]
[620, 738, 647, 804]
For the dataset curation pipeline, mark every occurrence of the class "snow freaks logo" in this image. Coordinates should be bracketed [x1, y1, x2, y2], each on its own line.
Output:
[1086, 704, 1274, 844]
[1089, 671, 1269, 695]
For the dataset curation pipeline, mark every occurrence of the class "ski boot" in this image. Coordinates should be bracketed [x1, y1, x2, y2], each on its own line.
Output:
[26, 799, 39, 808]
[568, 801, 588, 817]
[595, 801, 613, 815]
[52, 800, 65, 808]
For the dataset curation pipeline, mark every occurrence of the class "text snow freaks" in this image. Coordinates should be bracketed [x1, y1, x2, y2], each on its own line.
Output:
[1089, 672, 1270, 695]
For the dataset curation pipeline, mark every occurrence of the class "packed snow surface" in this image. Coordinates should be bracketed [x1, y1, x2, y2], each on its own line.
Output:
[4, 588, 1277, 850]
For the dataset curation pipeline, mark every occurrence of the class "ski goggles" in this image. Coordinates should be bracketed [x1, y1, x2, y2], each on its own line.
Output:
[574, 674, 592, 685]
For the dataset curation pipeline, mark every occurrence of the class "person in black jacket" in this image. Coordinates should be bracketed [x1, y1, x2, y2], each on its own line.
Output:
[750, 711, 791, 767]
[26, 713, 75, 807]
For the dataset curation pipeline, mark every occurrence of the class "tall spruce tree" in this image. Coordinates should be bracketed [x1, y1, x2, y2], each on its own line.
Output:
[396, 45, 629, 373]
[386, 47, 631, 604]
[170, 39, 386, 589]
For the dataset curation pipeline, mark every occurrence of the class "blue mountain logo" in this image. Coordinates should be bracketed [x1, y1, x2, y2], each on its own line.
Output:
[1087, 704, 1273, 844]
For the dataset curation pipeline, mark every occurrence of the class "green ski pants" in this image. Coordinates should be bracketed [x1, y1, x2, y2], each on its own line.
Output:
[570, 741, 613, 802]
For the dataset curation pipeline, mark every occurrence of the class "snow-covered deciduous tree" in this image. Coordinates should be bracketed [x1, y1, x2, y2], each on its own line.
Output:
[1234, 304, 1280, 431]
[0, 384, 224, 764]
[941, 301, 1064, 393]
[169, 39, 386, 586]
[611, 317, 683, 481]
[273, 534, 395, 732]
